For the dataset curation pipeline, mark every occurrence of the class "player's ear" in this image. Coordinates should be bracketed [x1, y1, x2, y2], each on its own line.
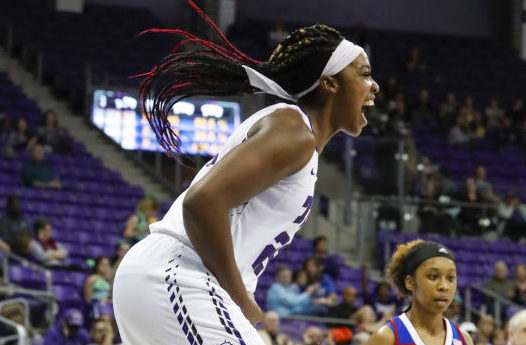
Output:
[319, 75, 338, 95]
[404, 275, 415, 293]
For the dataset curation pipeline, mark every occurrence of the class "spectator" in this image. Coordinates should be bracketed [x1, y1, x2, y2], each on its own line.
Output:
[87, 318, 115, 345]
[21, 144, 61, 189]
[443, 294, 463, 324]
[0, 195, 31, 254]
[417, 176, 455, 236]
[266, 266, 320, 316]
[84, 257, 112, 304]
[405, 46, 426, 72]
[512, 264, 526, 306]
[29, 218, 68, 267]
[43, 309, 90, 345]
[476, 315, 494, 344]
[485, 96, 504, 128]
[327, 285, 358, 331]
[490, 328, 506, 345]
[362, 279, 397, 320]
[410, 88, 435, 123]
[313, 235, 340, 279]
[457, 177, 485, 236]
[302, 326, 334, 345]
[303, 257, 337, 307]
[508, 309, 526, 345]
[351, 305, 392, 335]
[469, 111, 486, 139]
[474, 165, 499, 204]
[257, 311, 290, 345]
[449, 114, 471, 146]
[460, 96, 476, 123]
[499, 196, 526, 242]
[485, 261, 515, 300]
[122, 197, 159, 244]
[2, 118, 30, 158]
[361, 267, 398, 319]
[441, 92, 459, 117]
[29, 109, 70, 153]
[290, 269, 308, 292]
[92, 302, 121, 345]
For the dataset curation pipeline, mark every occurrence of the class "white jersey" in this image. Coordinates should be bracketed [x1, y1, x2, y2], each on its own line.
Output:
[150, 102, 318, 293]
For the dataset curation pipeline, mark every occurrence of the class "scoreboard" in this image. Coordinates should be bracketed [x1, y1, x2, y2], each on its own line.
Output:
[90, 89, 241, 156]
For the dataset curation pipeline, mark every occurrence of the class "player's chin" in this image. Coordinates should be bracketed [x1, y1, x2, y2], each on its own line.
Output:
[347, 112, 367, 137]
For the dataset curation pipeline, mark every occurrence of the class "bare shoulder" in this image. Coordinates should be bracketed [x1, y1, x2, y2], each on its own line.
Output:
[248, 107, 316, 147]
[460, 329, 474, 345]
[364, 325, 395, 345]
[247, 107, 316, 170]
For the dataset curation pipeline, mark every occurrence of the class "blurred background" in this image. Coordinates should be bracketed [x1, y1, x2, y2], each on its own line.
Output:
[0, 0, 525, 344]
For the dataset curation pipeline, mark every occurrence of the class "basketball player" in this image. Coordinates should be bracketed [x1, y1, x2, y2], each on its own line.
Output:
[365, 240, 474, 345]
[113, 1, 379, 344]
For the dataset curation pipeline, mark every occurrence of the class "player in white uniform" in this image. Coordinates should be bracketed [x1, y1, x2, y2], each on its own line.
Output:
[113, 2, 379, 344]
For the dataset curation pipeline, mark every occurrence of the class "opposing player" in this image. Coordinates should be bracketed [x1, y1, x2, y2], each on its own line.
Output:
[365, 240, 474, 345]
[112, 1, 379, 344]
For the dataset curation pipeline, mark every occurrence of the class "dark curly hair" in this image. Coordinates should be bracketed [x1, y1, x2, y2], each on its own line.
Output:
[386, 239, 424, 298]
[137, 0, 344, 158]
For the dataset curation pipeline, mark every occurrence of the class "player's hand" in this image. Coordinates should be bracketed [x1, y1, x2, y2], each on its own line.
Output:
[239, 293, 263, 326]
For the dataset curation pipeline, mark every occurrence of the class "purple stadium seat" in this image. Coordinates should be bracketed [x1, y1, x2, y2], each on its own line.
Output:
[52, 285, 83, 308]
[9, 266, 47, 290]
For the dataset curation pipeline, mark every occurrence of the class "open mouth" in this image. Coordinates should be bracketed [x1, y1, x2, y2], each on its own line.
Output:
[362, 99, 375, 115]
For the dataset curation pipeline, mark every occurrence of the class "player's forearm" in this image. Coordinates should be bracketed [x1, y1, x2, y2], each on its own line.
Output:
[182, 197, 248, 307]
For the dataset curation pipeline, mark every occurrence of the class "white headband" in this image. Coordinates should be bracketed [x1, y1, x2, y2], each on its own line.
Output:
[242, 39, 364, 102]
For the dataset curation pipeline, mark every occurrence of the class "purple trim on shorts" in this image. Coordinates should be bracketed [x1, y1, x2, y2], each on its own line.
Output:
[165, 254, 203, 345]
[206, 273, 247, 345]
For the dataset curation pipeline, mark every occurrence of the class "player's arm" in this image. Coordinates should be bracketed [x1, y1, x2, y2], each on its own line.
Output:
[460, 328, 474, 345]
[183, 108, 316, 323]
[363, 325, 395, 345]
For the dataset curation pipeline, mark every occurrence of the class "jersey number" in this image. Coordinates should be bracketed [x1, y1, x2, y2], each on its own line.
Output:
[251, 195, 313, 275]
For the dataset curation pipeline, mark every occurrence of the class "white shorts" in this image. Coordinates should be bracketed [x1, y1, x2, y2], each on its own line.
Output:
[113, 232, 265, 345]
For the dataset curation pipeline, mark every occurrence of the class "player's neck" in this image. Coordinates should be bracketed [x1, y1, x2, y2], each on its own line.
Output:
[406, 305, 444, 336]
[299, 104, 336, 154]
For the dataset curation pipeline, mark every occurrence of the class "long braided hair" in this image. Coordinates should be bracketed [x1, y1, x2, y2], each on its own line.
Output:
[139, 0, 344, 157]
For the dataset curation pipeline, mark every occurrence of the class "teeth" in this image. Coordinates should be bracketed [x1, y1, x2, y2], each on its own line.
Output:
[363, 100, 374, 107]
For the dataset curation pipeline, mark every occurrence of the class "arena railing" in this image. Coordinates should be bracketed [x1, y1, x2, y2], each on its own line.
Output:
[280, 314, 355, 326]
[343, 194, 498, 266]
[0, 298, 31, 345]
[0, 250, 55, 327]
[464, 284, 522, 327]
